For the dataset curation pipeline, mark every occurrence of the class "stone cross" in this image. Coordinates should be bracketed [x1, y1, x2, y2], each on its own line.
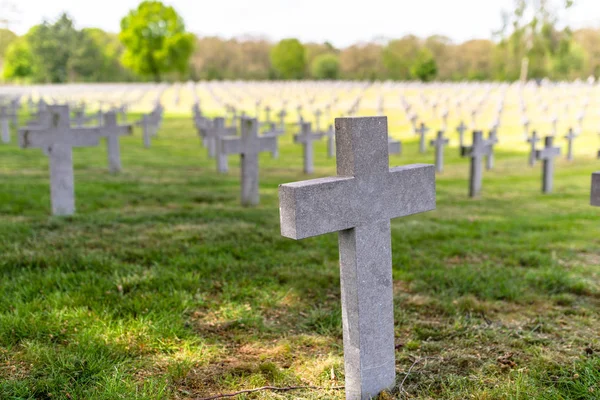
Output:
[262, 122, 285, 159]
[72, 108, 87, 127]
[18, 105, 102, 216]
[461, 130, 493, 197]
[220, 117, 277, 206]
[456, 121, 468, 148]
[294, 122, 325, 174]
[526, 130, 540, 167]
[564, 128, 577, 161]
[535, 136, 561, 194]
[277, 109, 287, 130]
[591, 172, 600, 206]
[255, 100, 261, 118]
[9, 98, 20, 128]
[314, 109, 322, 131]
[101, 111, 133, 173]
[204, 117, 236, 159]
[485, 129, 498, 171]
[430, 130, 449, 173]
[522, 116, 530, 140]
[209, 117, 237, 173]
[415, 122, 429, 153]
[279, 116, 435, 400]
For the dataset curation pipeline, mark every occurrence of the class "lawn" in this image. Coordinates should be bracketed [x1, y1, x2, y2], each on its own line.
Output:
[1, 106, 599, 399]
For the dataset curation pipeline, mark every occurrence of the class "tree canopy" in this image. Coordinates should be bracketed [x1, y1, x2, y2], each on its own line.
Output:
[270, 39, 306, 79]
[119, 0, 195, 82]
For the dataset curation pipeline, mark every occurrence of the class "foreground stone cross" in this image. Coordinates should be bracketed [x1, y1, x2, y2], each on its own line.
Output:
[591, 172, 600, 206]
[564, 128, 577, 161]
[415, 122, 429, 153]
[279, 117, 436, 400]
[527, 130, 540, 167]
[536, 136, 561, 194]
[461, 130, 493, 197]
[102, 111, 133, 173]
[18, 105, 102, 216]
[294, 121, 325, 174]
[430, 130, 449, 173]
[221, 117, 277, 206]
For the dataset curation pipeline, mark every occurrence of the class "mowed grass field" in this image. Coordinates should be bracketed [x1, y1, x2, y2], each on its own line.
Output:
[1, 106, 600, 399]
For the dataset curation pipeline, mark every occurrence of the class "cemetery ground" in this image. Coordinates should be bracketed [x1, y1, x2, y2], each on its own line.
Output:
[1, 111, 599, 400]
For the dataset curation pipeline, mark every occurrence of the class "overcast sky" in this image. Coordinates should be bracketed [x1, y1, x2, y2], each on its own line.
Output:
[3, 0, 600, 47]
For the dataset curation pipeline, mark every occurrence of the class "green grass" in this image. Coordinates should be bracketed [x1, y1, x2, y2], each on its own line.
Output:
[1, 110, 599, 399]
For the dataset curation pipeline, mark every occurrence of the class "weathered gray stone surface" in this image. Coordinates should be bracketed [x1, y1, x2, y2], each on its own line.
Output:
[18, 105, 102, 215]
[102, 111, 133, 173]
[430, 130, 449, 173]
[294, 122, 325, 174]
[279, 116, 436, 400]
[527, 131, 540, 167]
[221, 117, 277, 206]
[461, 130, 492, 197]
[591, 172, 600, 206]
[536, 136, 561, 194]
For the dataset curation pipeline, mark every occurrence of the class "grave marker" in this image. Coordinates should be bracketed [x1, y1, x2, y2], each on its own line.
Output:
[486, 128, 498, 170]
[526, 130, 540, 167]
[279, 116, 435, 400]
[221, 117, 277, 206]
[430, 130, 449, 173]
[415, 122, 429, 153]
[456, 121, 468, 148]
[535, 136, 561, 194]
[18, 105, 103, 215]
[461, 130, 492, 197]
[591, 172, 600, 206]
[210, 117, 237, 173]
[102, 111, 133, 173]
[564, 128, 577, 161]
[0, 105, 13, 143]
[388, 137, 402, 155]
[294, 122, 325, 174]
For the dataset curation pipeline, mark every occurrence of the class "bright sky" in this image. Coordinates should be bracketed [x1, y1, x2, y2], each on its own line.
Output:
[4, 0, 600, 47]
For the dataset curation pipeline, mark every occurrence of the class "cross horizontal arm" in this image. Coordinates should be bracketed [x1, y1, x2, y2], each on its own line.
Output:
[279, 164, 435, 240]
[221, 137, 242, 155]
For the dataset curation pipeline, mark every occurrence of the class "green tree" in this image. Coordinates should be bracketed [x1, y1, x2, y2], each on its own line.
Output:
[3, 37, 34, 81]
[496, 0, 576, 80]
[411, 48, 437, 81]
[382, 36, 420, 80]
[27, 14, 79, 83]
[310, 53, 340, 79]
[0, 29, 17, 57]
[119, 0, 195, 82]
[270, 38, 306, 79]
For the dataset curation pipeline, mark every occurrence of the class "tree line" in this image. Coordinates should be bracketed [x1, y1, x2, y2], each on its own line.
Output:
[1, 0, 598, 83]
